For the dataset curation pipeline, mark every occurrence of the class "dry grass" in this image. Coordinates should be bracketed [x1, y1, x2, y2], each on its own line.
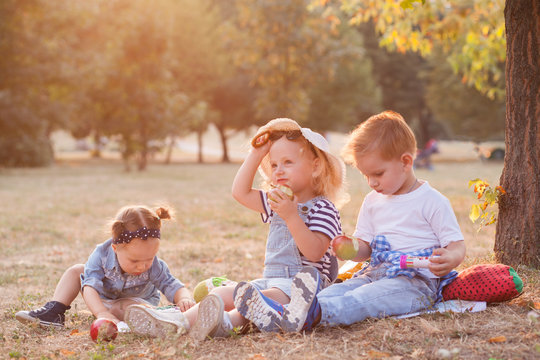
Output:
[0, 156, 539, 360]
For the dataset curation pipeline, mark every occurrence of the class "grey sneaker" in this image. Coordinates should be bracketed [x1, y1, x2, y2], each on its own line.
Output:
[15, 301, 70, 329]
[125, 305, 189, 338]
[233, 282, 284, 332]
[281, 266, 322, 332]
[189, 294, 232, 341]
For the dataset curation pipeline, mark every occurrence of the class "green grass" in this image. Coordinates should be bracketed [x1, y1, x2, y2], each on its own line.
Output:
[1, 158, 539, 359]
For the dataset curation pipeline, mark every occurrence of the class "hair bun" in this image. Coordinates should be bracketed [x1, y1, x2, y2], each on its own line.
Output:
[154, 206, 174, 220]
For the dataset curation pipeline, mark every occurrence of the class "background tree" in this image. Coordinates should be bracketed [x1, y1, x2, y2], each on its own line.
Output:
[495, 0, 539, 268]
[0, 0, 77, 166]
[234, 0, 338, 122]
[316, 0, 538, 268]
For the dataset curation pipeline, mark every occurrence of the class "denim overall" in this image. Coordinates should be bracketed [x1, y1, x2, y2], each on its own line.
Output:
[262, 196, 324, 279]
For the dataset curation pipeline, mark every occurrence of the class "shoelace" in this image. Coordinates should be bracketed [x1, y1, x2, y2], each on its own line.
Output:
[30, 302, 55, 315]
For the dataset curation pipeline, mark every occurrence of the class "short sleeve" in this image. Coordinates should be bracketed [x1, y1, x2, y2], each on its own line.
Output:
[259, 190, 272, 223]
[426, 197, 464, 248]
[307, 199, 342, 240]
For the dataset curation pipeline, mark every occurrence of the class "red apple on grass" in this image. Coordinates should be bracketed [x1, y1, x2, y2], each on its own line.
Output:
[90, 318, 118, 343]
[332, 235, 359, 260]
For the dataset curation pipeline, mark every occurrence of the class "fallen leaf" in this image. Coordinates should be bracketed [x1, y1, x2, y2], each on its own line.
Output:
[366, 349, 391, 358]
[213, 257, 223, 263]
[275, 333, 286, 342]
[248, 354, 266, 360]
[60, 349, 76, 356]
[70, 329, 79, 335]
[488, 335, 507, 343]
[418, 318, 442, 334]
[534, 302, 540, 310]
[71, 330, 89, 337]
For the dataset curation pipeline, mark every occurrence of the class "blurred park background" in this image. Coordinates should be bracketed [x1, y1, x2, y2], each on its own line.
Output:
[2, 1, 540, 358]
[1, 0, 507, 170]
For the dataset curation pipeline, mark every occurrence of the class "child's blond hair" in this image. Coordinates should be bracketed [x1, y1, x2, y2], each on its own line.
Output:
[342, 111, 417, 166]
[262, 136, 348, 207]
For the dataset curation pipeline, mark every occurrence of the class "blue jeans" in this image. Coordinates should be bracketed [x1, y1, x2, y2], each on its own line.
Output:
[318, 264, 438, 326]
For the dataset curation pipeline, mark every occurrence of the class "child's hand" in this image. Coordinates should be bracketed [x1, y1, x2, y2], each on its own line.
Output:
[176, 298, 195, 312]
[268, 189, 297, 219]
[250, 136, 272, 155]
[428, 247, 462, 277]
[96, 311, 119, 323]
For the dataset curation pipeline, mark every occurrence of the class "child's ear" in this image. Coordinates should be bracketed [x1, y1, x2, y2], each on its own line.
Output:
[401, 152, 414, 170]
[111, 243, 118, 253]
[312, 157, 323, 178]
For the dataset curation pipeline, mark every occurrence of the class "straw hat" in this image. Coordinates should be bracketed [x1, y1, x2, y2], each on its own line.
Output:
[252, 118, 346, 196]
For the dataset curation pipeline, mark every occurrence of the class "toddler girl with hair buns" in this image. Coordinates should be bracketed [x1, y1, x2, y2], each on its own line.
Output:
[16, 205, 194, 338]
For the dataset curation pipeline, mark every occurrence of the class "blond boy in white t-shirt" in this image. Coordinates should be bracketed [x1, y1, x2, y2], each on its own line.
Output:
[280, 110, 466, 331]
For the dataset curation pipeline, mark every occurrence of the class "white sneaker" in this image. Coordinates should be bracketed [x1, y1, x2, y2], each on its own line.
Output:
[125, 305, 189, 338]
[188, 294, 232, 341]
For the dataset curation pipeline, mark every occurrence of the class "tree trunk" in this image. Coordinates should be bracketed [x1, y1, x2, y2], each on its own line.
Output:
[92, 132, 101, 158]
[197, 130, 204, 163]
[164, 137, 175, 165]
[215, 123, 230, 163]
[495, 1, 540, 268]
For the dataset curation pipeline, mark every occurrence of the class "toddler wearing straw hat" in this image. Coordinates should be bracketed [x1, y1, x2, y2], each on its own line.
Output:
[185, 118, 348, 340]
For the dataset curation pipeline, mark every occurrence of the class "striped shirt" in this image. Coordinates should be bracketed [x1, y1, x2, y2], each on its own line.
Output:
[260, 191, 342, 284]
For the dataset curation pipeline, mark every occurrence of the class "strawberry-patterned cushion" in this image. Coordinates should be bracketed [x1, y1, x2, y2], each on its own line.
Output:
[442, 264, 523, 303]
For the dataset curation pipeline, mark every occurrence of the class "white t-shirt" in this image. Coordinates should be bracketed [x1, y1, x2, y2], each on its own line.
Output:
[353, 181, 463, 253]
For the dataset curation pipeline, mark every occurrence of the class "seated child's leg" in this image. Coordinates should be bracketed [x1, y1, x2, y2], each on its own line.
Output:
[281, 266, 322, 332]
[317, 275, 373, 300]
[210, 285, 236, 311]
[15, 263, 84, 329]
[125, 304, 190, 338]
[109, 298, 142, 321]
[233, 282, 285, 332]
[188, 294, 234, 341]
[318, 275, 437, 327]
[52, 264, 84, 306]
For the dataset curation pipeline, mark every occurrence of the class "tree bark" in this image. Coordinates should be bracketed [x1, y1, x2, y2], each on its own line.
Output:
[215, 123, 230, 163]
[197, 130, 204, 163]
[495, 0, 540, 268]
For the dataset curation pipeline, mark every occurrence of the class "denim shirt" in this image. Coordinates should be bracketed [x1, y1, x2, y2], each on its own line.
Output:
[80, 239, 184, 306]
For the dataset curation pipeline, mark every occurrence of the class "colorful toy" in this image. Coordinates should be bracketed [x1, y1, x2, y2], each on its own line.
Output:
[399, 255, 440, 269]
[90, 318, 118, 342]
[193, 276, 238, 303]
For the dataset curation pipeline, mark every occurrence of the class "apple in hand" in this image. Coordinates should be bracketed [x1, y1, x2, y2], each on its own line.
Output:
[268, 185, 294, 201]
[90, 318, 118, 342]
[332, 235, 359, 260]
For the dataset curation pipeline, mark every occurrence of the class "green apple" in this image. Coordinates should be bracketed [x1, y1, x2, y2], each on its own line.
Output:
[332, 235, 359, 260]
[269, 185, 294, 202]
